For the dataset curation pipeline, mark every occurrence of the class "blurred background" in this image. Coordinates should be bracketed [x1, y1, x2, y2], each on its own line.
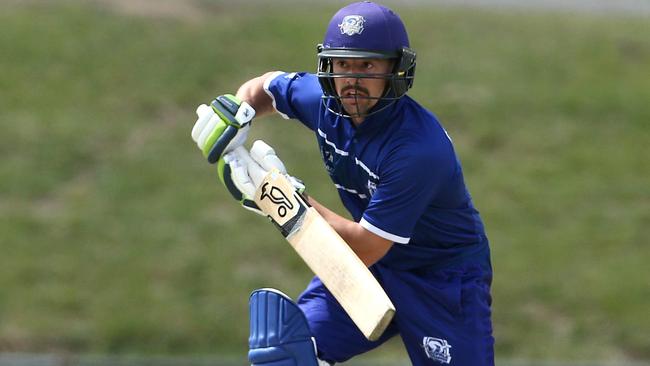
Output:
[1, 0, 648, 365]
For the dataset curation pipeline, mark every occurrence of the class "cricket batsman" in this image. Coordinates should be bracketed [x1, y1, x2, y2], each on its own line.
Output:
[191, 2, 494, 365]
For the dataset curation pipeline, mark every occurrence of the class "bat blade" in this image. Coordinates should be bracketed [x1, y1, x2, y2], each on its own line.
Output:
[254, 170, 395, 341]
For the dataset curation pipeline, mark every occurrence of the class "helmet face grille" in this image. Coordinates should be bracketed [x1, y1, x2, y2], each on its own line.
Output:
[316, 46, 416, 118]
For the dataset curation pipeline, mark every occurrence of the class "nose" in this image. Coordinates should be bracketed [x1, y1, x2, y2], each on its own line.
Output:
[343, 68, 364, 85]
[344, 77, 357, 86]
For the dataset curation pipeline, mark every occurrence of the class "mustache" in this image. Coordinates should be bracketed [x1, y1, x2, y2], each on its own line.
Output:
[340, 85, 370, 96]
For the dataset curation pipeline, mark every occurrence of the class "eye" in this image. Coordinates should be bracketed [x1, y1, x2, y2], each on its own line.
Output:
[336, 60, 348, 69]
[364, 62, 374, 70]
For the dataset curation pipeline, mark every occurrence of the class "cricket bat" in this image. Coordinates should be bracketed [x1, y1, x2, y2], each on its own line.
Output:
[253, 169, 395, 341]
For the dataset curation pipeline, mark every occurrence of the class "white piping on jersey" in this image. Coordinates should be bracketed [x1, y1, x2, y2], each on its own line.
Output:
[360, 218, 410, 244]
[317, 129, 349, 156]
[444, 128, 453, 143]
[334, 184, 368, 199]
[317, 129, 380, 180]
[354, 157, 379, 180]
[263, 71, 290, 120]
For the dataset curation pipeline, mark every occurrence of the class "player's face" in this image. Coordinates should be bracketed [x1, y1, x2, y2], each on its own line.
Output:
[332, 58, 393, 120]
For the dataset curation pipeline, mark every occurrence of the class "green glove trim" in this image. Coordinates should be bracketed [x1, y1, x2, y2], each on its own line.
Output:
[217, 157, 244, 201]
[211, 94, 243, 128]
[217, 157, 227, 185]
[201, 123, 228, 157]
[222, 94, 242, 109]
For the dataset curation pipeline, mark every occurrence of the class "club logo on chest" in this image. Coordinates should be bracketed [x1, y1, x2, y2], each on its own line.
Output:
[366, 180, 377, 197]
[321, 147, 335, 175]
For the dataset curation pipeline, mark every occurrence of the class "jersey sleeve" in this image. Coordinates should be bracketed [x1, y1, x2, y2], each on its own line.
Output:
[263, 71, 322, 130]
[360, 138, 456, 244]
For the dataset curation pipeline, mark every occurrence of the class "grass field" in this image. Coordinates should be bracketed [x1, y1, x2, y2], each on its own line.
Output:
[1, 0, 648, 362]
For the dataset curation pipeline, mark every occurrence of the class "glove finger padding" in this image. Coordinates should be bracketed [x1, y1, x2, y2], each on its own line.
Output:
[191, 104, 213, 142]
[250, 140, 287, 174]
[240, 148, 274, 189]
[226, 149, 257, 198]
[198, 113, 226, 150]
[249, 140, 306, 194]
[218, 147, 264, 215]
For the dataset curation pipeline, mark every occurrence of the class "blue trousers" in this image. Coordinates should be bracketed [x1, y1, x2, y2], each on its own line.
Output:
[296, 257, 494, 365]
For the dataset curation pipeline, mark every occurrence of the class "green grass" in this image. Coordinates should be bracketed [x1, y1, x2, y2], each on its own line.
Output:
[0, 0, 648, 362]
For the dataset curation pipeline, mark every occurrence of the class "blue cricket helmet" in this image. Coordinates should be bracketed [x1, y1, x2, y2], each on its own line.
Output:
[317, 1, 417, 117]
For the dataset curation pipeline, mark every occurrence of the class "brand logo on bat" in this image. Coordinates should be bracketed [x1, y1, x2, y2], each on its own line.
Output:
[260, 182, 294, 217]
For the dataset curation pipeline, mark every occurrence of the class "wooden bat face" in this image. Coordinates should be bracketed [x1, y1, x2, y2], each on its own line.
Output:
[254, 169, 395, 341]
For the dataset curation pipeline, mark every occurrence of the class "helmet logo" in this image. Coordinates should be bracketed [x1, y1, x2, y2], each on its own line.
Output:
[338, 15, 365, 36]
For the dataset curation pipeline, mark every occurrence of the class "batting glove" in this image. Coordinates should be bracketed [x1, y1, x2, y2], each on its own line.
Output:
[217, 146, 264, 215]
[217, 141, 306, 215]
[248, 140, 306, 195]
[192, 94, 255, 164]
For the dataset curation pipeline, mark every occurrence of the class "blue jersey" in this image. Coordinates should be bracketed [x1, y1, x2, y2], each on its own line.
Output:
[264, 72, 489, 270]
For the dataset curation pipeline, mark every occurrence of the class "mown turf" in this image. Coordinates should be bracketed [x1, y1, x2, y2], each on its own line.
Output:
[0, 0, 648, 362]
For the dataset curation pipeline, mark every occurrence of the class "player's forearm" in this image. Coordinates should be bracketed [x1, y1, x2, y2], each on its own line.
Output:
[306, 196, 392, 266]
[235, 72, 278, 119]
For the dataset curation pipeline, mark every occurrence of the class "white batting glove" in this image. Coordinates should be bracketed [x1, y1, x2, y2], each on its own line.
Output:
[218, 147, 263, 215]
[217, 141, 306, 215]
[192, 94, 254, 164]
[248, 140, 306, 194]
